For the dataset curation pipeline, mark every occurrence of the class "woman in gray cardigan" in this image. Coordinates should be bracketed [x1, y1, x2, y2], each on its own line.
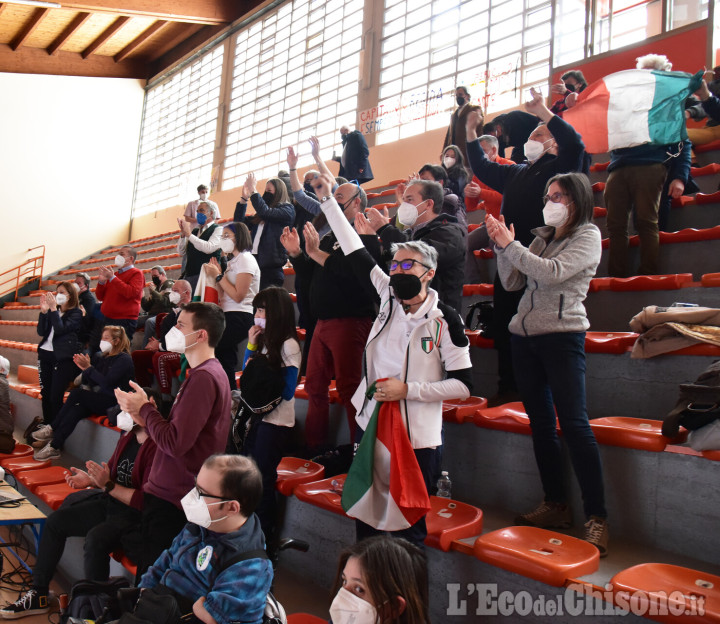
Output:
[486, 172, 608, 557]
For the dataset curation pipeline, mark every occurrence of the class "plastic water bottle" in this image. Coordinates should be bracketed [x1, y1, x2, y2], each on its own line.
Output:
[437, 471, 452, 498]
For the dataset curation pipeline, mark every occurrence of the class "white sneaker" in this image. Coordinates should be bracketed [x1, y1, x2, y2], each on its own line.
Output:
[31, 425, 53, 441]
[33, 443, 61, 461]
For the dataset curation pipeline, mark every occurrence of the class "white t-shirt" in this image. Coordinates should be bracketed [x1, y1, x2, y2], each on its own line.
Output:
[263, 338, 302, 428]
[220, 252, 260, 313]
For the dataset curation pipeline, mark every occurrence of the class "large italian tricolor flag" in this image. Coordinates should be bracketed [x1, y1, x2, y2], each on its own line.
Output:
[192, 269, 219, 304]
[564, 69, 703, 154]
[342, 383, 431, 530]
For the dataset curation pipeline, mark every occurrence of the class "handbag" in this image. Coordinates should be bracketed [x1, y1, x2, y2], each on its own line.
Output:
[662, 360, 720, 436]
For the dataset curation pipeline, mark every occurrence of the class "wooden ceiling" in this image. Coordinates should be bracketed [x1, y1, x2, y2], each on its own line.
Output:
[0, 0, 266, 81]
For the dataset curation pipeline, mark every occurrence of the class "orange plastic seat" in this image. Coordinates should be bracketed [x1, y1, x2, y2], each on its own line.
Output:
[693, 190, 720, 205]
[0, 456, 52, 472]
[702, 450, 720, 462]
[691, 163, 720, 177]
[465, 330, 493, 349]
[592, 206, 607, 218]
[287, 615, 326, 624]
[591, 182, 606, 192]
[659, 225, 720, 243]
[473, 402, 533, 435]
[693, 138, 720, 153]
[584, 332, 637, 354]
[607, 274, 693, 291]
[609, 563, 720, 623]
[590, 161, 609, 171]
[442, 396, 488, 424]
[473, 526, 599, 587]
[702, 273, 720, 287]
[293, 474, 347, 517]
[462, 283, 493, 297]
[111, 550, 138, 576]
[0, 444, 33, 460]
[589, 417, 687, 452]
[284, 266, 296, 275]
[294, 383, 309, 401]
[276, 458, 325, 496]
[35, 482, 76, 510]
[425, 496, 483, 551]
[472, 248, 494, 258]
[15, 466, 69, 493]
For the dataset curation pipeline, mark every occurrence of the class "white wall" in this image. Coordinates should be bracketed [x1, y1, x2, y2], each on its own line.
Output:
[0, 73, 144, 285]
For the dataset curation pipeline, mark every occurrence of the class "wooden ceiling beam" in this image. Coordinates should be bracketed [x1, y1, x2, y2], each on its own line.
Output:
[48, 12, 91, 56]
[0, 4, 8, 20]
[146, 22, 204, 63]
[11, 7, 50, 51]
[0, 43, 146, 79]
[81, 15, 129, 59]
[58, 0, 238, 25]
[114, 20, 169, 63]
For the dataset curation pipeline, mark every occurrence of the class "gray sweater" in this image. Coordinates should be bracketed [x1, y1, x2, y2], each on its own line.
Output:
[496, 223, 601, 336]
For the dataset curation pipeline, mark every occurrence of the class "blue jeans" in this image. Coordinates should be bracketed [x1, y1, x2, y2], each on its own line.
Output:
[511, 332, 606, 519]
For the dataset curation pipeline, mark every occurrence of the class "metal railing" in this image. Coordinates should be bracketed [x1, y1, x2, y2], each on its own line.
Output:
[0, 245, 45, 302]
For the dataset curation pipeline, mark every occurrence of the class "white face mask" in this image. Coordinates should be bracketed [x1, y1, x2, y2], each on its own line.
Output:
[443, 156, 456, 169]
[116, 411, 135, 432]
[397, 200, 428, 227]
[329, 588, 378, 624]
[114, 255, 126, 268]
[254, 317, 266, 329]
[524, 138, 551, 162]
[168, 291, 181, 305]
[199, 192, 208, 200]
[219, 238, 235, 254]
[99, 340, 113, 354]
[543, 200, 570, 227]
[164, 327, 199, 354]
[55, 293, 68, 306]
[180, 487, 227, 528]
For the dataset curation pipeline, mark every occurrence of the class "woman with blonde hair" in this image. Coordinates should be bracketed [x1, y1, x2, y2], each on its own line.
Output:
[34, 325, 135, 460]
[37, 281, 82, 425]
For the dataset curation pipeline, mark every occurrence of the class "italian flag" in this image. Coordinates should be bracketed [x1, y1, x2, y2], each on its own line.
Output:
[564, 69, 703, 153]
[342, 382, 431, 530]
[192, 268, 219, 304]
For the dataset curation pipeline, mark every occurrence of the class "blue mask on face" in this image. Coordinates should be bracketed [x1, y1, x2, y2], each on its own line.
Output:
[196, 212, 208, 225]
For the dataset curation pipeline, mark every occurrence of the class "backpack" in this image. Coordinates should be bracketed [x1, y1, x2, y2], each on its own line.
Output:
[465, 300, 494, 337]
[62, 577, 130, 624]
[663, 360, 720, 437]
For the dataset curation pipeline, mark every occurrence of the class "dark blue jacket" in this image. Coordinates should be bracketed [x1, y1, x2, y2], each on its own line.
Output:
[234, 195, 295, 271]
[83, 351, 134, 396]
[37, 308, 83, 361]
[334, 130, 374, 183]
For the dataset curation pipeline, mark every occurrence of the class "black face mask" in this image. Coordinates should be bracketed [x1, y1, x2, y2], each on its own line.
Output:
[262, 191, 274, 205]
[390, 273, 423, 301]
[456, 95, 466, 106]
[565, 84, 575, 93]
[152, 276, 162, 288]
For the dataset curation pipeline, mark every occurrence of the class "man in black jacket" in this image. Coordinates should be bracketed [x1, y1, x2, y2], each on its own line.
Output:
[333, 126, 374, 184]
[465, 88, 587, 405]
[280, 182, 381, 454]
[365, 179, 466, 314]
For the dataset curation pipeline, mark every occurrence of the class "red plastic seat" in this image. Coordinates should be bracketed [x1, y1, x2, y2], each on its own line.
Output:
[287, 615, 326, 624]
[693, 138, 720, 153]
[584, 332, 637, 354]
[593, 206, 607, 218]
[0, 456, 52, 472]
[608, 274, 693, 291]
[284, 266, 296, 275]
[702, 450, 720, 462]
[473, 526, 599, 587]
[296, 328, 306, 341]
[35, 482, 76, 510]
[702, 273, 720, 287]
[462, 283, 493, 297]
[590, 161, 609, 171]
[425, 496, 483, 551]
[442, 397, 488, 424]
[293, 474, 347, 516]
[659, 225, 720, 243]
[609, 563, 720, 623]
[276, 458, 325, 496]
[589, 417, 687, 452]
[691, 163, 720, 177]
[111, 550, 138, 576]
[472, 248, 494, 258]
[15, 466, 69, 493]
[294, 383, 309, 401]
[0, 444, 33, 460]
[591, 182, 606, 192]
[473, 402, 533, 434]
[693, 190, 720, 205]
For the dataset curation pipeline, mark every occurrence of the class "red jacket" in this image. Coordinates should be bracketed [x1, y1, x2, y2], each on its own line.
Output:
[465, 155, 515, 219]
[96, 267, 144, 320]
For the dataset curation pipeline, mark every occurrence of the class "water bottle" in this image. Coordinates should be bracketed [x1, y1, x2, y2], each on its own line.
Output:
[436, 471, 452, 498]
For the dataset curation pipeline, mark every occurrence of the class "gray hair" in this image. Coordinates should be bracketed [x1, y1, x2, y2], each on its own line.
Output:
[199, 200, 219, 220]
[636, 54, 672, 71]
[150, 265, 166, 275]
[0, 355, 9, 376]
[390, 241, 438, 270]
[76, 272, 91, 287]
[478, 134, 499, 149]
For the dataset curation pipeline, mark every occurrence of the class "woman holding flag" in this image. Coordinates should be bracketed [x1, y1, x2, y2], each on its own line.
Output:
[295, 173, 473, 547]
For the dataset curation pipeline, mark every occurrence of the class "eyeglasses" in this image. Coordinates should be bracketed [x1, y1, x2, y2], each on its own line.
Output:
[193, 483, 231, 501]
[543, 192, 569, 204]
[390, 259, 431, 272]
